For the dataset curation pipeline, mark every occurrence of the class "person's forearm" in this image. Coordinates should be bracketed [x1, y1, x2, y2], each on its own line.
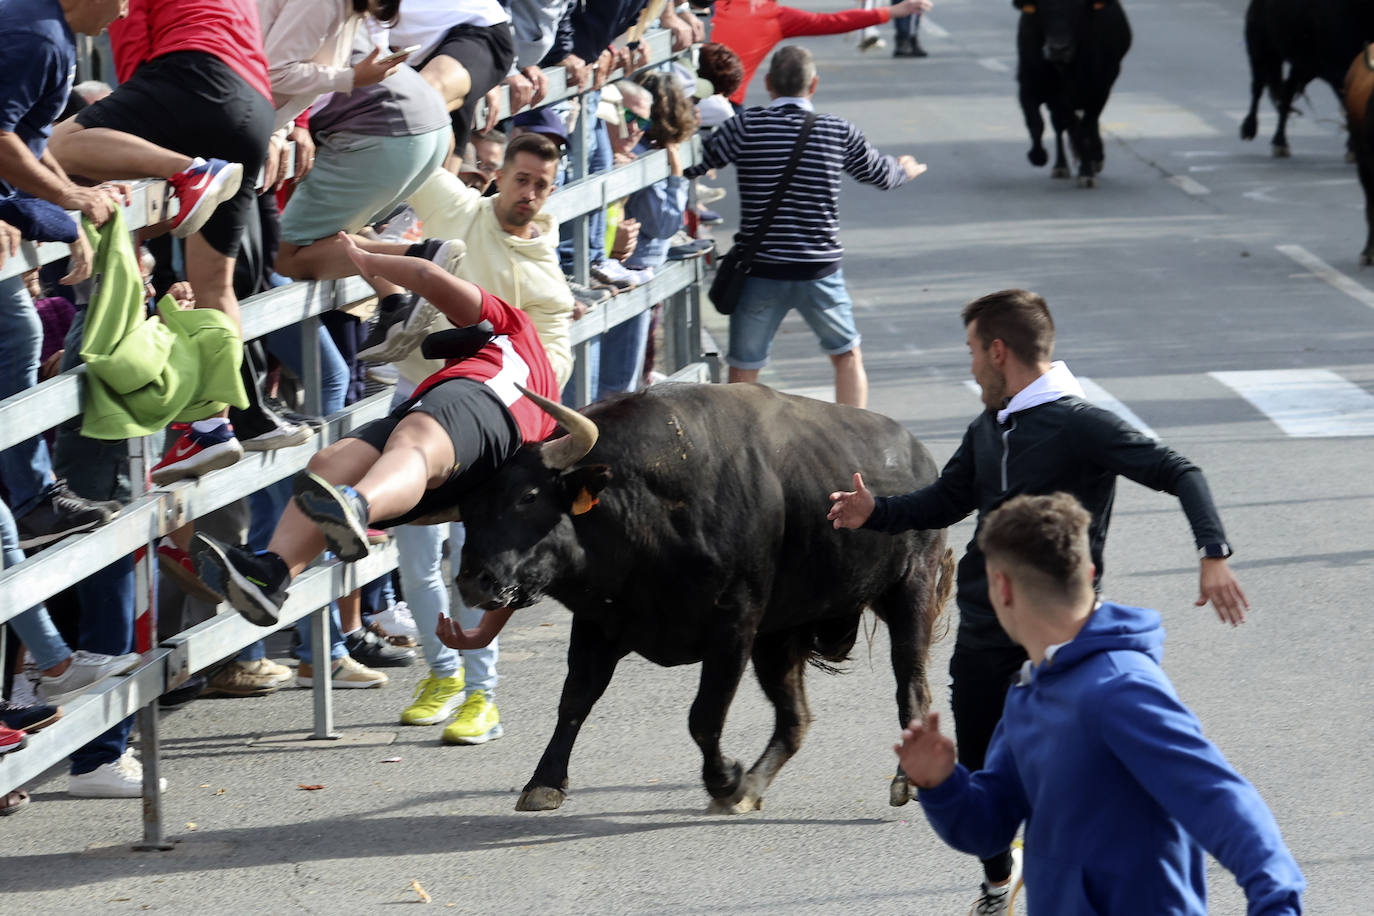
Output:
[0, 134, 77, 206]
[366, 251, 484, 328]
[1173, 468, 1228, 548]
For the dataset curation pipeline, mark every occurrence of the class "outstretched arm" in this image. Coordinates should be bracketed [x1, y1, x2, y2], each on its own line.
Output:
[337, 232, 484, 328]
[435, 608, 516, 650]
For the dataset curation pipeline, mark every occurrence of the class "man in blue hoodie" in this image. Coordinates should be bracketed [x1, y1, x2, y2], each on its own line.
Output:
[895, 492, 1304, 915]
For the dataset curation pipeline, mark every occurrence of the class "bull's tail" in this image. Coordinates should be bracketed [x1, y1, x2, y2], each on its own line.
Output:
[930, 547, 955, 644]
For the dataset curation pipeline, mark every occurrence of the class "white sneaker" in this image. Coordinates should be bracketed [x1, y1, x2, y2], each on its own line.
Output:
[366, 364, 399, 386]
[39, 650, 142, 706]
[68, 749, 167, 798]
[297, 655, 388, 689]
[624, 266, 654, 287]
[589, 258, 634, 290]
[373, 601, 419, 640]
[969, 845, 1023, 915]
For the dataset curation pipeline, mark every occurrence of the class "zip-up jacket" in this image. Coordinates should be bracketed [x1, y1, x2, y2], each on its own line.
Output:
[864, 396, 1228, 648]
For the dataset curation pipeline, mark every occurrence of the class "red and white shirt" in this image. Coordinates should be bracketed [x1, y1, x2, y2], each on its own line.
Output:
[411, 289, 560, 444]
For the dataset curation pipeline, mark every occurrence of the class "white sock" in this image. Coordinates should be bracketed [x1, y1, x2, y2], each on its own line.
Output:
[342, 627, 362, 639]
[190, 417, 229, 434]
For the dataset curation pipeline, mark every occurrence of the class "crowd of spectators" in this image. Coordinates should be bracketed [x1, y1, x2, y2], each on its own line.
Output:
[0, 0, 743, 815]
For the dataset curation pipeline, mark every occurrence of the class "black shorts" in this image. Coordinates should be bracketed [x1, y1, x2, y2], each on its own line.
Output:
[418, 22, 515, 149]
[75, 51, 274, 259]
[347, 378, 521, 527]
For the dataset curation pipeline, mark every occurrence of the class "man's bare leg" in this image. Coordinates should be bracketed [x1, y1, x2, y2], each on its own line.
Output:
[184, 233, 242, 329]
[48, 120, 193, 181]
[419, 56, 472, 113]
[268, 438, 382, 576]
[351, 412, 457, 521]
[275, 235, 410, 301]
[832, 348, 868, 408]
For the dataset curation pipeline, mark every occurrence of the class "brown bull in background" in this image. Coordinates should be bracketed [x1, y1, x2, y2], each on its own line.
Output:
[1345, 46, 1374, 265]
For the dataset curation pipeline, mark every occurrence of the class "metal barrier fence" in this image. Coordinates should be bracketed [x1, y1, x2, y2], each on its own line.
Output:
[0, 29, 715, 846]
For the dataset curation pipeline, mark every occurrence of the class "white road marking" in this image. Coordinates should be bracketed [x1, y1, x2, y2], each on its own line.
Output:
[1210, 369, 1374, 438]
[1178, 150, 1230, 159]
[921, 18, 949, 38]
[1168, 175, 1211, 196]
[977, 57, 1010, 73]
[962, 378, 1156, 438]
[1276, 244, 1374, 311]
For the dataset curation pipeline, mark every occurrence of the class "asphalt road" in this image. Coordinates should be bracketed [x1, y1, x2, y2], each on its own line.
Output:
[6, 1, 1372, 913]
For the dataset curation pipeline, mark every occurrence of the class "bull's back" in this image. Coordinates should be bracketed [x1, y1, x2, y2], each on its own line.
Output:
[586, 385, 936, 613]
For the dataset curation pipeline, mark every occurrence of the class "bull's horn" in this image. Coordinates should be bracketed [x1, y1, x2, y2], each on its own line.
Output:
[517, 384, 599, 469]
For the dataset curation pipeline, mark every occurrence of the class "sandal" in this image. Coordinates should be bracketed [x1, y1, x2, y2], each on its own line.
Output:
[0, 789, 30, 816]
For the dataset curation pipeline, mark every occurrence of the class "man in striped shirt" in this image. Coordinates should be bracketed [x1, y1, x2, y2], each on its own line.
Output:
[686, 45, 925, 407]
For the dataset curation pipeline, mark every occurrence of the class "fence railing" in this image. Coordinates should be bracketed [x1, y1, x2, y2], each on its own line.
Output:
[0, 27, 715, 847]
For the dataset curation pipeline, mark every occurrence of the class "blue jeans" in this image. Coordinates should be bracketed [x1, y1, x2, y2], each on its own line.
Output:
[1, 499, 70, 671]
[726, 269, 862, 370]
[558, 91, 611, 274]
[0, 275, 54, 515]
[394, 521, 497, 696]
[49, 315, 137, 774]
[241, 322, 349, 664]
[597, 311, 652, 399]
[893, 4, 920, 40]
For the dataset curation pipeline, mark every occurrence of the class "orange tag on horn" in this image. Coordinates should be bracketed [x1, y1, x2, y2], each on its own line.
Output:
[1022, 4, 1036, 12]
[572, 488, 600, 516]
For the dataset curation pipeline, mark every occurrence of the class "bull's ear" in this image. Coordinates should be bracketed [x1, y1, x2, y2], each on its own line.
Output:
[561, 465, 612, 516]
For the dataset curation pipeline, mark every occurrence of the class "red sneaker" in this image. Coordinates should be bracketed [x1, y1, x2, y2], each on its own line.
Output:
[157, 540, 226, 604]
[150, 423, 244, 485]
[168, 158, 244, 239]
[0, 725, 28, 755]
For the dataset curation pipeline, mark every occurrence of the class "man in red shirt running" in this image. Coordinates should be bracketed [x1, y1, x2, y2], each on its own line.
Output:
[191, 235, 589, 627]
[711, 0, 933, 106]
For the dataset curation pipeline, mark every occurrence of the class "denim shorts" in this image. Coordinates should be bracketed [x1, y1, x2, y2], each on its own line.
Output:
[726, 269, 862, 370]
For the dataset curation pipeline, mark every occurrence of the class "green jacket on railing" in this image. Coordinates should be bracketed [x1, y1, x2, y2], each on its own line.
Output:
[78, 210, 248, 440]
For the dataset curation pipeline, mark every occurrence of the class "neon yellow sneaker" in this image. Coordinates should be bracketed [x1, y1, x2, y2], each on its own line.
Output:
[399, 671, 465, 725]
[441, 689, 503, 745]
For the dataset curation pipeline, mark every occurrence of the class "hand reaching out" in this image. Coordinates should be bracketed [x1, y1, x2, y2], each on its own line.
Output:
[893, 711, 956, 790]
[827, 472, 875, 529]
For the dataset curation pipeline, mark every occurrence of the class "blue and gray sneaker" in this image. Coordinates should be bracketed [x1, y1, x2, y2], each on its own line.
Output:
[291, 471, 372, 562]
[190, 534, 290, 626]
[357, 239, 467, 363]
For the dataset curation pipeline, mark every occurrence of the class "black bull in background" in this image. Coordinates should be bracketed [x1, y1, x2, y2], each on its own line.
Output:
[1015, 0, 1133, 188]
[451, 383, 954, 814]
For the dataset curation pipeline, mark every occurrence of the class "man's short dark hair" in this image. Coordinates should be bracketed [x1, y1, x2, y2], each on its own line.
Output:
[978, 493, 1092, 592]
[961, 289, 1055, 365]
[503, 132, 561, 167]
[473, 128, 507, 146]
[698, 42, 745, 98]
[767, 46, 815, 98]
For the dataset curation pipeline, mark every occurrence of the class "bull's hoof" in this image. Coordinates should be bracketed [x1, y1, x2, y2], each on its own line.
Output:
[1361, 250, 1374, 267]
[1092, 159, 1104, 173]
[704, 759, 744, 800]
[1272, 143, 1291, 159]
[1051, 167, 1070, 179]
[706, 793, 763, 815]
[1028, 147, 1048, 167]
[889, 773, 914, 807]
[1078, 174, 1097, 189]
[1240, 116, 1257, 141]
[1347, 150, 1358, 165]
[515, 785, 567, 811]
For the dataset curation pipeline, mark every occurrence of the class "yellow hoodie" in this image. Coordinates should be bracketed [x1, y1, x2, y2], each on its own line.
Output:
[399, 168, 573, 390]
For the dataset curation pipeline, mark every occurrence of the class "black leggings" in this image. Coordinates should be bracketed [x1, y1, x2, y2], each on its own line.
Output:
[949, 639, 1029, 883]
[419, 22, 516, 151]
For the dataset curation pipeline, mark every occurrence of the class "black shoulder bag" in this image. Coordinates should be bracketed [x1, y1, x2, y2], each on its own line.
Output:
[708, 111, 817, 315]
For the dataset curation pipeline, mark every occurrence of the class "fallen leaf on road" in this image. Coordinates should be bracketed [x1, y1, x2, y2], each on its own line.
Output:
[298, 784, 325, 791]
[108, 898, 131, 903]
[199, 784, 210, 788]
[215, 788, 226, 795]
[409, 880, 431, 903]
[381, 756, 403, 763]
[185, 823, 197, 831]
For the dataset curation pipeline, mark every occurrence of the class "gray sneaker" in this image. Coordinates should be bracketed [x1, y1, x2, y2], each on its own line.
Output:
[358, 239, 467, 363]
[38, 650, 142, 706]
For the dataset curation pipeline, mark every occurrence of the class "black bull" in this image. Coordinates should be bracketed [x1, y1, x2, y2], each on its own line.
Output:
[453, 383, 954, 814]
[1016, 0, 1132, 188]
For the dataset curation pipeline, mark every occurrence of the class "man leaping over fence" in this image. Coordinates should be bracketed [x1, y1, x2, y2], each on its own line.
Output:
[191, 235, 589, 626]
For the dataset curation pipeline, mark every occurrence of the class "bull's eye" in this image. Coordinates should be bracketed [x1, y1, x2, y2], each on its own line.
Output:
[519, 488, 539, 506]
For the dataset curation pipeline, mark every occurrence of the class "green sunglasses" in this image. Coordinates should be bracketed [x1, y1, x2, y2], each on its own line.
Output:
[623, 108, 652, 131]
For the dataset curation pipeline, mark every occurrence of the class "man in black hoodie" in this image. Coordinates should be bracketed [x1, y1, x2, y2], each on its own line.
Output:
[827, 288, 1248, 916]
